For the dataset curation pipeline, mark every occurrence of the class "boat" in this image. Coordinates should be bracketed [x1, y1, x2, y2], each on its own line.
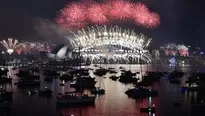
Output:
[27, 90, 38, 95]
[91, 77, 105, 95]
[109, 75, 119, 81]
[119, 71, 138, 83]
[0, 76, 12, 84]
[57, 93, 95, 107]
[93, 68, 108, 76]
[39, 87, 52, 97]
[181, 83, 203, 91]
[57, 48, 95, 107]
[93, 64, 98, 67]
[125, 87, 158, 99]
[12, 67, 17, 70]
[70, 77, 96, 89]
[108, 70, 117, 74]
[91, 87, 105, 94]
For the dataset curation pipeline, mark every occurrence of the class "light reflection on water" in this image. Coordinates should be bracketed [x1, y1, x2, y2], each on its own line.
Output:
[1, 64, 202, 116]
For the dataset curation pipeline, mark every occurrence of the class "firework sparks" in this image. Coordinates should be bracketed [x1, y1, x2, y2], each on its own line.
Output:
[109, 1, 133, 20]
[57, 1, 160, 29]
[16, 41, 55, 54]
[86, 3, 109, 24]
[67, 25, 152, 63]
[0, 38, 18, 54]
[57, 3, 87, 28]
[146, 12, 160, 28]
[161, 43, 189, 56]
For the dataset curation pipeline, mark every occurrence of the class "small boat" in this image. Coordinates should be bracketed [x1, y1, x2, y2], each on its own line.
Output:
[119, 66, 125, 69]
[12, 67, 17, 70]
[109, 76, 119, 81]
[0, 76, 12, 84]
[57, 93, 95, 107]
[39, 87, 52, 97]
[108, 67, 115, 70]
[91, 87, 105, 95]
[93, 64, 98, 67]
[27, 90, 38, 95]
[109, 70, 117, 74]
[181, 83, 203, 91]
[125, 87, 158, 99]
[93, 68, 108, 76]
[57, 49, 95, 107]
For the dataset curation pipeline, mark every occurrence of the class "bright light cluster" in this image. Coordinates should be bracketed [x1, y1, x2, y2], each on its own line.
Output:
[57, 1, 160, 29]
[15, 41, 56, 55]
[67, 25, 152, 63]
[160, 43, 189, 56]
[0, 38, 18, 54]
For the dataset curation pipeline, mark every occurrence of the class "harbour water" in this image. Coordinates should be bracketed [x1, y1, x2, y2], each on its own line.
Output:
[1, 64, 202, 116]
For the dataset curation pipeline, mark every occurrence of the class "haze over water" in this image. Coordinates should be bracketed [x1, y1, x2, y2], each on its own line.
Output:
[1, 64, 201, 116]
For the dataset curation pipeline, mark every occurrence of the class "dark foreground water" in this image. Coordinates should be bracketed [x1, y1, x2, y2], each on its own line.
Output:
[1, 64, 203, 116]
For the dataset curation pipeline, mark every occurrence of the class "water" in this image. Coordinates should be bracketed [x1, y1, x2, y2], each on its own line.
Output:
[1, 64, 202, 116]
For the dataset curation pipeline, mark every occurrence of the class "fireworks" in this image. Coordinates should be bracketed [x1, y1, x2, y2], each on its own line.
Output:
[16, 41, 56, 55]
[86, 3, 109, 24]
[57, 1, 160, 29]
[108, 1, 133, 20]
[67, 25, 152, 63]
[177, 45, 189, 56]
[57, 3, 87, 28]
[0, 38, 18, 54]
[160, 43, 189, 57]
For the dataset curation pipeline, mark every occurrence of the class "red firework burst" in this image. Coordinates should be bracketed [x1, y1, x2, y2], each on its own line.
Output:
[109, 1, 134, 20]
[57, 1, 160, 29]
[86, 4, 109, 24]
[56, 3, 87, 28]
[132, 3, 150, 26]
[146, 12, 160, 28]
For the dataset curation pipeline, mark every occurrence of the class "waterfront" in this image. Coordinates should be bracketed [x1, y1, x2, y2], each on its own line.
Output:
[0, 64, 201, 116]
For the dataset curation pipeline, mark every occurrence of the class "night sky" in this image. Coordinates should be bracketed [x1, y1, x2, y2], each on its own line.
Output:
[0, 0, 205, 49]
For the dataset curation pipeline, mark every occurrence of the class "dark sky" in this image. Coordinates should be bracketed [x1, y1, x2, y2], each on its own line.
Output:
[0, 0, 205, 49]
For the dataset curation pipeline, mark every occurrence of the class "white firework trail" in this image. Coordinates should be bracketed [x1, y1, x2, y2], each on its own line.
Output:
[67, 25, 152, 63]
[0, 38, 18, 54]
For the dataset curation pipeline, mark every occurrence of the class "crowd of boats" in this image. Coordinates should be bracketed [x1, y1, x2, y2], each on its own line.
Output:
[1, 63, 205, 115]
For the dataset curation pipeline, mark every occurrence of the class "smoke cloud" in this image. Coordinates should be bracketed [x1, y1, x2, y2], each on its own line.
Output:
[32, 18, 74, 49]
